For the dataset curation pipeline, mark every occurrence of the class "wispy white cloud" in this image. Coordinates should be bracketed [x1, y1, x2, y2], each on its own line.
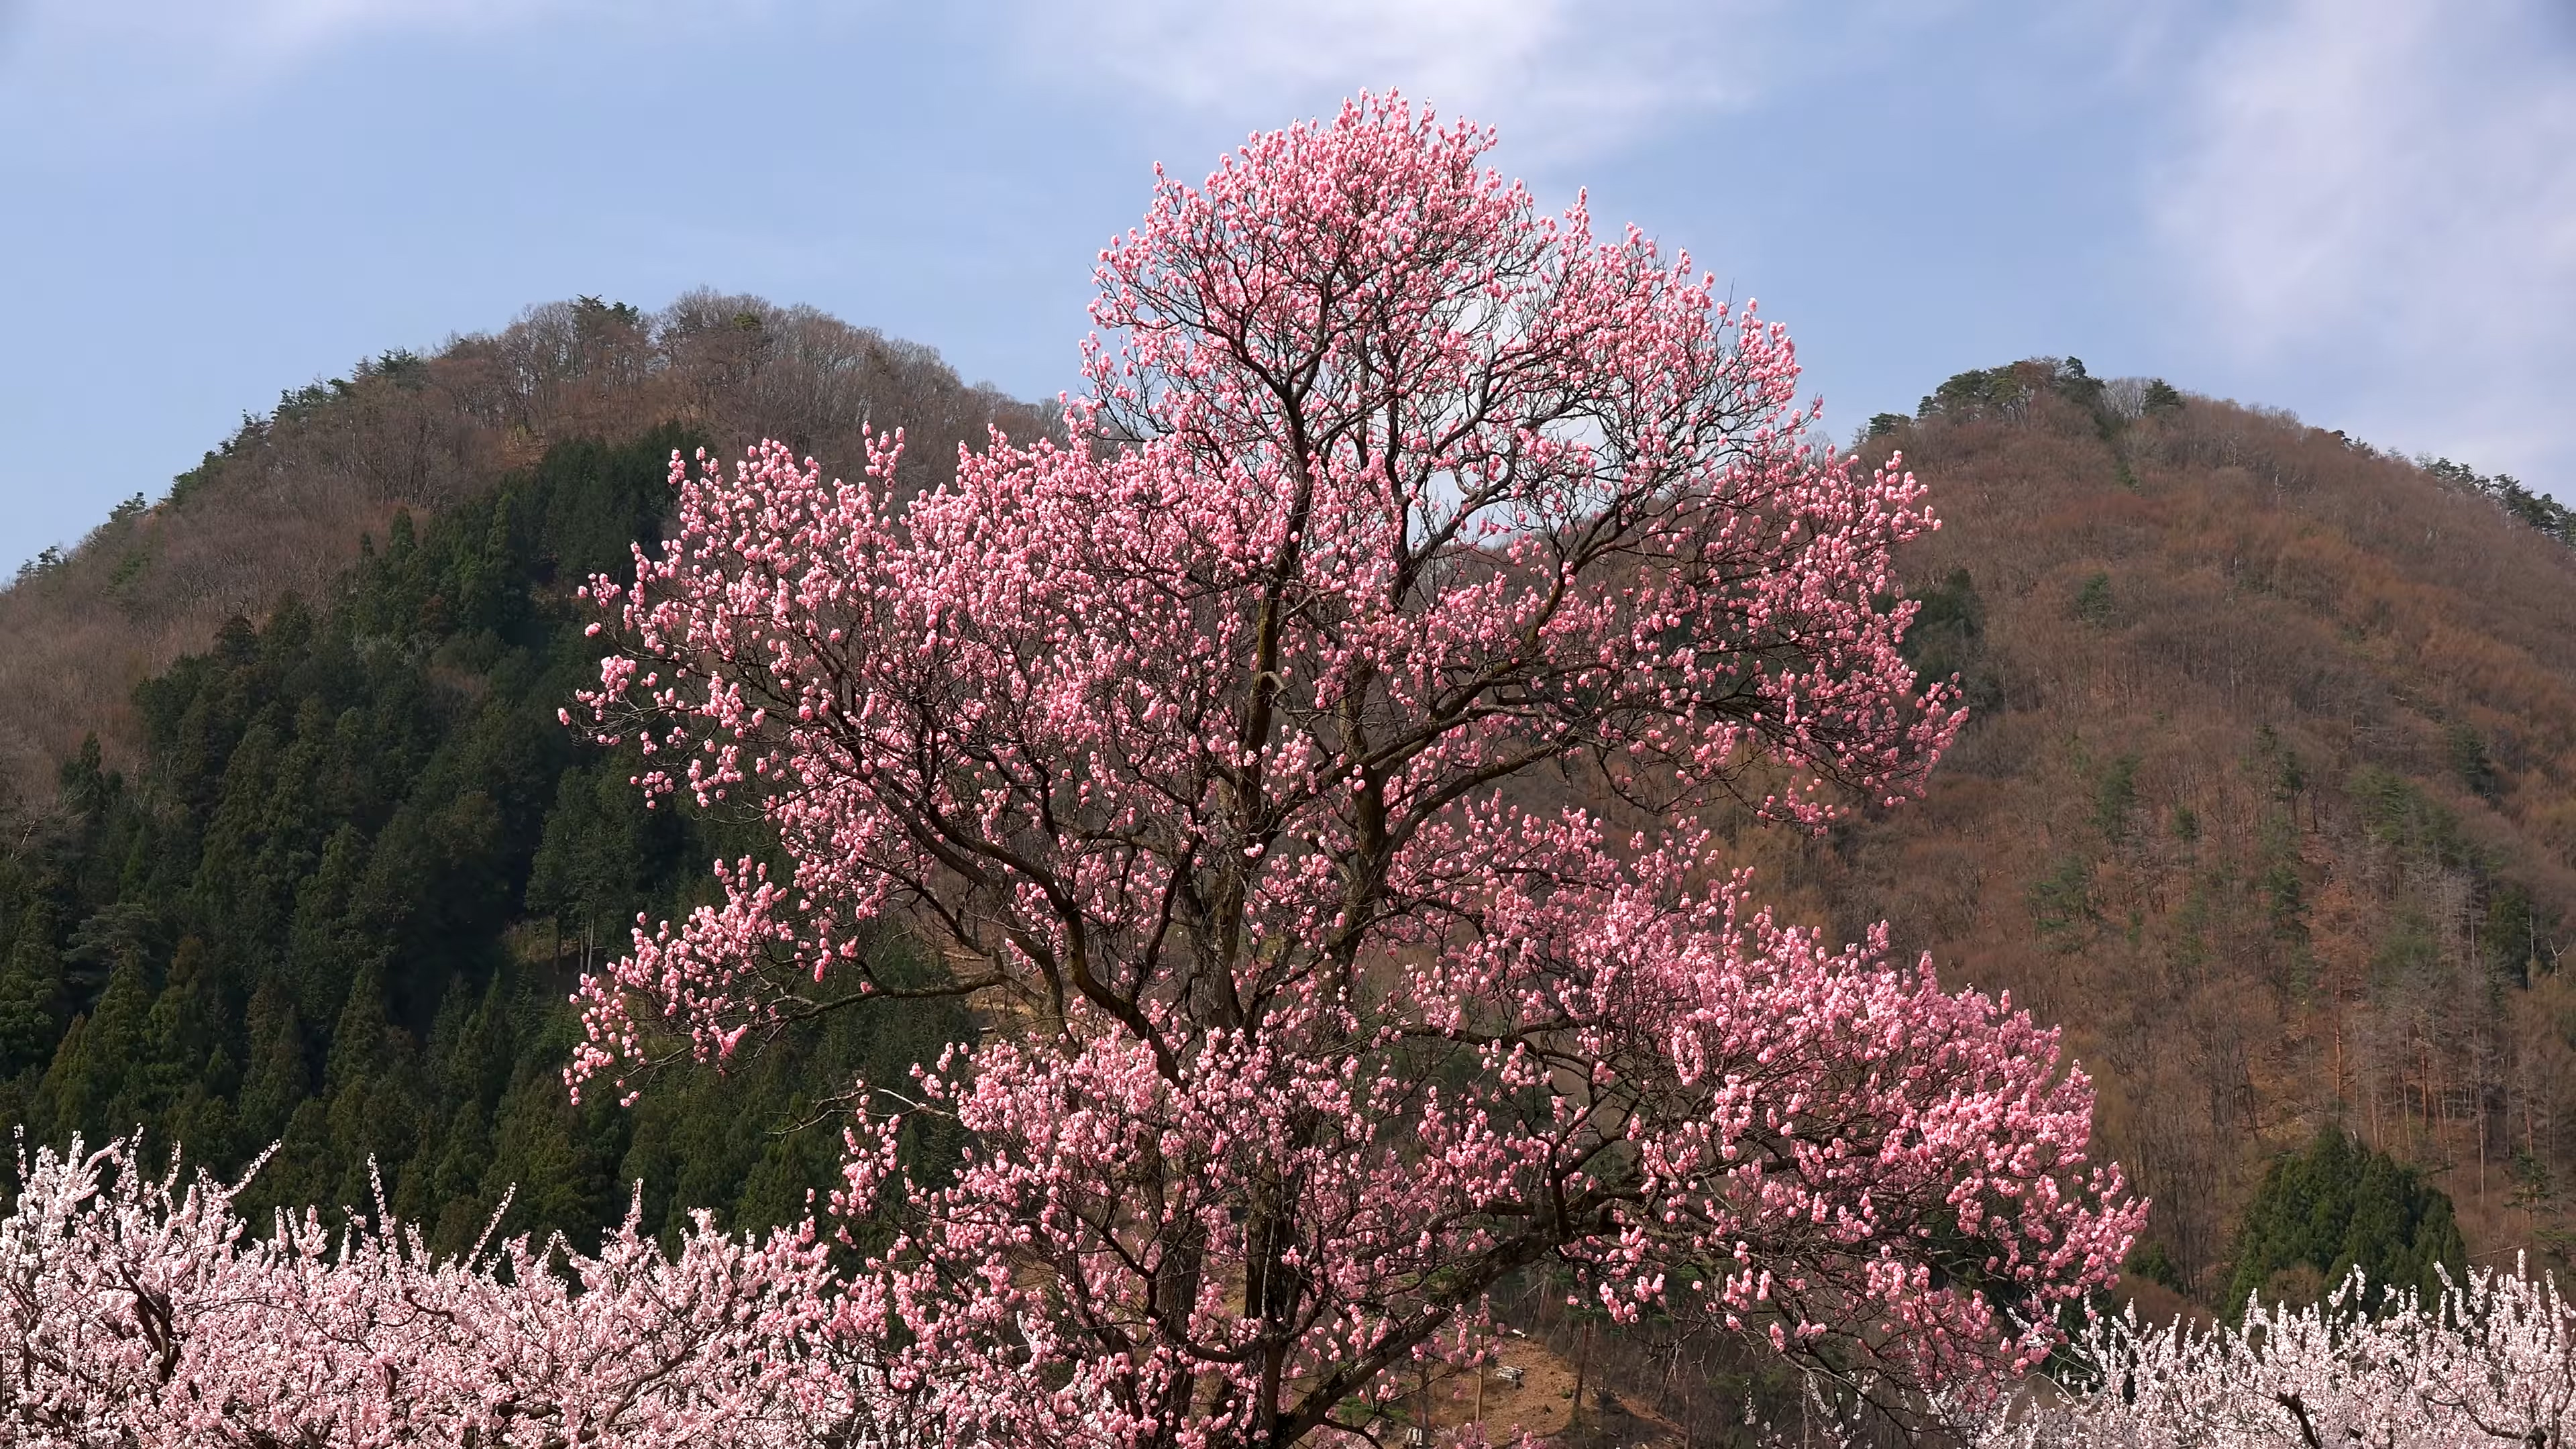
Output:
[21, 0, 561, 66]
[0, 1, 542, 128]
[1, 0, 732, 121]
[1014, 0, 1788, 163]
[2153, 0, 2576, 488]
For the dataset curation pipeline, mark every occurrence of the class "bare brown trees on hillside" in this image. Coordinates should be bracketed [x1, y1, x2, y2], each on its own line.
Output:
[1801, 382, 2576, 1299]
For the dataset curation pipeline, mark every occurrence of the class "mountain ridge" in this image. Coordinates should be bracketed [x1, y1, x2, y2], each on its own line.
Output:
[4, 309, 2573, 1320]
[1821, 362, 2576, 1292]
[0, 290, 1057, 803]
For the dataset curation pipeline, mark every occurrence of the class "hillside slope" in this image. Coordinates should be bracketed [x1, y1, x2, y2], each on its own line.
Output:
[0, 292, 1055, 801]
[0, 297, 1041, 1250]
[0, 426, 979, 1253]
[1771, 365, 2576, 1295]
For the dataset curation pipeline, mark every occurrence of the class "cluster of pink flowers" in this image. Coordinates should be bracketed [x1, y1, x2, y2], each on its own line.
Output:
[560, 95, 2143, 1446]
[0, 1136, 894, 1447]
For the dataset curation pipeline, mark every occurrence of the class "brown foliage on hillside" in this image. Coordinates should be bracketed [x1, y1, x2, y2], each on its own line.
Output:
[1788, 373, 2576, 1296]
[0, 292, 1054, 798]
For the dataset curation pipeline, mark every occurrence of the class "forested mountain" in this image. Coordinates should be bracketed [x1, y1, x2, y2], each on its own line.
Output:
[2, 313, 2571, 1350]
[0, 425, 969, 1252]
[1810, 360, 2576, 1305]
[0, 291, 1054, 802]
[0, 293, 1039, 1250]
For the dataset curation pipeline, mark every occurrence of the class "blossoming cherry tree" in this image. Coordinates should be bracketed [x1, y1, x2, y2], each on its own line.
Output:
[570, 95, 2145, 1448]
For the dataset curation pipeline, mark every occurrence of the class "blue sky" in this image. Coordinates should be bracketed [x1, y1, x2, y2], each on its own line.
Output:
[3, 1, 2571, 575]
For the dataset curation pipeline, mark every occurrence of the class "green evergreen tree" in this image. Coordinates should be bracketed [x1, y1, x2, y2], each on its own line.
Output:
[284, 824, 376, 1030]
[48, 953, 153, 1144]
[0, 904, 65, 1077]
[235, 971, 309, 1147]
[2221, 1127, 2467, 1321]
[321, 963, 425, 1208]
[528, 765, 657, 971]
[136, 937, 231, 1126]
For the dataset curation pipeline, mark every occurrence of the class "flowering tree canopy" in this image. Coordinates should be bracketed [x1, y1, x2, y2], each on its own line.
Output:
[1980, 1263, 2576, 1447]
[0, 1136, 888, 1448]
[568, 95, 2143, 1446]
[4, 1137, 2559, 1449]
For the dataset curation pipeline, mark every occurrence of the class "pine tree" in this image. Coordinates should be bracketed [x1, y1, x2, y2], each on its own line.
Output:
[0, 904, 64, 1078]
[2222, 1127, 2467, 1320]
[46, 954, 153, 1145]
[235, 971, 309, 1147]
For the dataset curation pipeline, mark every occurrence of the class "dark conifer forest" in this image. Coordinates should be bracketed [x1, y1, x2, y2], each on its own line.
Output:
[0, 423, 968, 1252]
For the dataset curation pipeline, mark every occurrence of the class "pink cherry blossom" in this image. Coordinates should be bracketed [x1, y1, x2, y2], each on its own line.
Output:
[564, 95, 2139, 1446]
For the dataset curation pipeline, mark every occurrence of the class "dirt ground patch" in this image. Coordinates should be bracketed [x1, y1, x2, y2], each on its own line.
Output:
[1400, 1326, 1686, 1448]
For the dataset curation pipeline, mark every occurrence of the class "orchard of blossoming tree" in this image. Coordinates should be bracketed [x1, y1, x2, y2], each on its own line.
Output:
[11, 1135, 2571, 1446]
[1, 1136, 887, 1447]
[1976, 1263, 2576, 1446]
[10, 93, 2576, 1449]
